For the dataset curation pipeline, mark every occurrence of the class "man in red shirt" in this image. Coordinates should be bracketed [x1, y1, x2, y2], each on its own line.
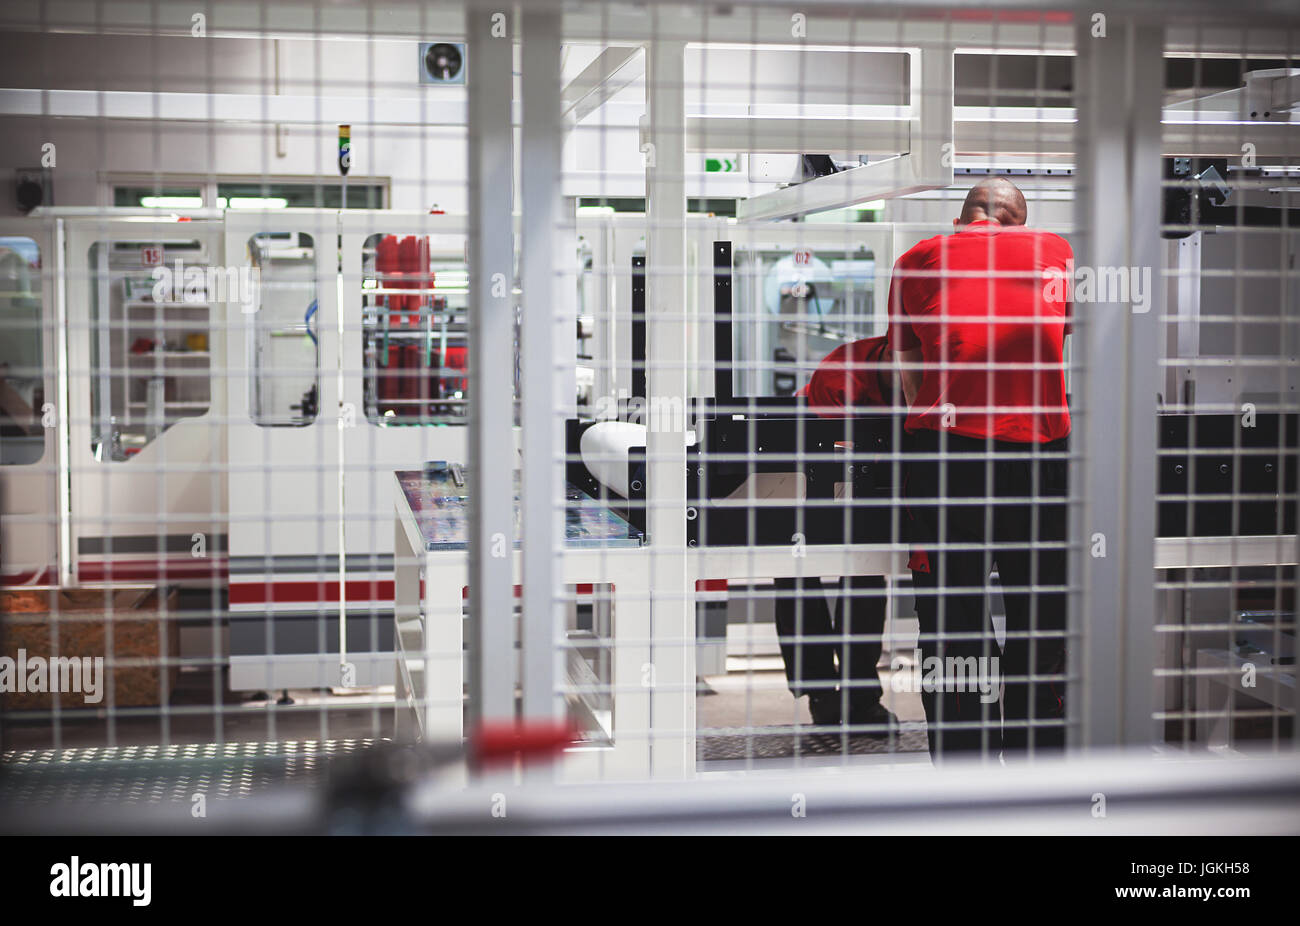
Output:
[803, 335, 894, 414]
[888, 177, 1073, 761]
[777, 336, 897, 730]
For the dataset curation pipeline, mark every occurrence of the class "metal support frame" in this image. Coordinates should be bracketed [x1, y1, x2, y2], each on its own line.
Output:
[644, 37, 695, 778]
[55, 218, 73, 587]
[520, 9, 567, 727]
[1164, 234, 1202, 410]
[466, 6, 516, 726]
[1263, 70, 1300, 114]
[1070, 15, 1166, 750]
[94, 243, 112, 450]
[735, 45, 953, 221]
[1166, 67, 1300, 121]
[681, 113, 909, 157]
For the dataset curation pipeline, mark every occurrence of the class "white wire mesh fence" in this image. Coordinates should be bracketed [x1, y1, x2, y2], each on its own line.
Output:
[0, 0, 1295, 828]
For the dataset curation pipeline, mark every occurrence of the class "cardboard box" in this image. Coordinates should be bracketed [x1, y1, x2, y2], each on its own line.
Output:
[1, 586, 180, 711]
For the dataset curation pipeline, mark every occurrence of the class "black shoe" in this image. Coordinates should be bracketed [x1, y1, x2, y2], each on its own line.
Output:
[807, 691, 842, 726]
[847, 696, 895, 734]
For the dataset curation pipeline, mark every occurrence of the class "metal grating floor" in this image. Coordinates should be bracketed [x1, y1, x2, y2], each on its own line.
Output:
[0, 739, 383, 806]
[697, 726, 929, 761]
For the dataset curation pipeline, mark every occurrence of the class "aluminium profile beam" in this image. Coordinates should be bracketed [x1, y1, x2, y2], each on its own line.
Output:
[1069, 14, 1165, 751]
[734, 155, 944, 221]
[520, 9, 568, 733]
[644, 37, 695, 779]
[563, 45, 645, 125]
[466, 5, 517, 728]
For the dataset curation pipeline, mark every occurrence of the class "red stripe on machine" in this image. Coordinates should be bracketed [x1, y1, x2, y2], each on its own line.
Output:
[228, 579, 396, 605]
[460, 583, 603, 600]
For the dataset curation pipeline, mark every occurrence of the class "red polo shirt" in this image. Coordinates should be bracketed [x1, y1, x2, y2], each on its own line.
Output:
[801, 335, 894, 415]
[887, 221, 1073, 444]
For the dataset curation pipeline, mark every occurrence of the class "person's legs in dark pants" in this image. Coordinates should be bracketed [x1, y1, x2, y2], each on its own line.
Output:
[907, 431, 1004, 762]
[913, 526, 1000, 759]
[835, 574, 891, 727]
[772, 575, 841, 724]
[997, 446, 1069, 757]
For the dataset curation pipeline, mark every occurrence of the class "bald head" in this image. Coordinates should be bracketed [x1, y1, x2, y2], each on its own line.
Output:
[958, 177, 1027, 227]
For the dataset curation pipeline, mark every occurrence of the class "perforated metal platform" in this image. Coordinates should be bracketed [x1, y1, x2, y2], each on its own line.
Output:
[0, 739, 383, 806]
[697, 726, 929, 761]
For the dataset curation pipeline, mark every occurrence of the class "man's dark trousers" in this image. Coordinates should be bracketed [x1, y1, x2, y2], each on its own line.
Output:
[773, 575, 887, 708]
[905, 428, 1069, 761]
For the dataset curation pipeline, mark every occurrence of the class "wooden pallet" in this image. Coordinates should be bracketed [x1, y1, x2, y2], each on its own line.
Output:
[1, 586, 180, 710]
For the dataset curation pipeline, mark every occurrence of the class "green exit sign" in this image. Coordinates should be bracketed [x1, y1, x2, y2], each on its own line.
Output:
[705, 156, 740, 173]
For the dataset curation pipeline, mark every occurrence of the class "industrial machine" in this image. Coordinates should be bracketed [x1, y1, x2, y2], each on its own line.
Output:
[3, 198, 1296, 696]
[566, 221, 1299, 548]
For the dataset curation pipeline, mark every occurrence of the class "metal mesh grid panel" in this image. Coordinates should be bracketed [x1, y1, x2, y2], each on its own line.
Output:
[0, 738, 375, 806]
[1150, 40, 1299, 755]
[0, 0, 1295, 833]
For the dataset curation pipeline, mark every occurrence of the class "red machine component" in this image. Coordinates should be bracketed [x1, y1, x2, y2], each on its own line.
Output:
[471, 719, 580, 769]
[396, 234, 418, 323]
[438, 344, 467, 395]
[374, 235, 438, 418]
[375, 233, 401, 297]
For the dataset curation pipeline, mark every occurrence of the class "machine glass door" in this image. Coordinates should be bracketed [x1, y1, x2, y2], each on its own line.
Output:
[0, 222, 56, 584]
[63, 214, 226, 586]
[343, 215, 472, 577]
[728, 227, 892, 400]
[360, 231, 467, 426]
[247, 231, 319, 426]
[0, 232, 47, 465]
[223, 211, 347, 691]
[86, 235, 215, 458]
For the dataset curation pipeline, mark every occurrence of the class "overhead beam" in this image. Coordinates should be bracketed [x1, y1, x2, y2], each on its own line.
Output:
[560, 13, 1081, 52]
[734, 156, 946, 220]
[10, 4, 1300, 61]
[562, 46, 644, 124]
[677, 115, 909, 156]
[7, 87, 1292, 160]
[670, 112, 1297, 169]
[737, 45, 952, 221]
